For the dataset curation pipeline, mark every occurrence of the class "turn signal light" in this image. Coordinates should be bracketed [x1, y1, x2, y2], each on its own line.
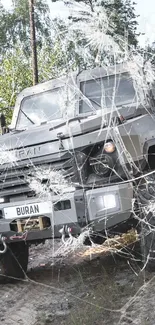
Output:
[104, 142, 115, 153]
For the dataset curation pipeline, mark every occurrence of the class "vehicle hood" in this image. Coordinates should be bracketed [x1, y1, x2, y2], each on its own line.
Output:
[0, 115, 105, 162]
[0, 105, 144, 164]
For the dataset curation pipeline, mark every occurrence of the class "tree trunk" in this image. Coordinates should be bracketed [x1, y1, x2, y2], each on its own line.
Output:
[29, 0, 38, 85]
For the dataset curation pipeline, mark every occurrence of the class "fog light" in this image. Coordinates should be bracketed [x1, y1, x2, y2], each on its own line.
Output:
[103, 194, 116, 209]
[104, 142, 115, 153]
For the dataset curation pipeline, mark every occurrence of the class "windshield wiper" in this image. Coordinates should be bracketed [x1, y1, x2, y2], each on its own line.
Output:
[49, 115, 93, 131]
[89, 98, 101, 108]
[21, 109, 35, 125]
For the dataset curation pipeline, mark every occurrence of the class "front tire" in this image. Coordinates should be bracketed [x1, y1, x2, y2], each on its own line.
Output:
[137, 174, 155, 270]
[0, 241, 29, 282]
[138, 212, 155, 270]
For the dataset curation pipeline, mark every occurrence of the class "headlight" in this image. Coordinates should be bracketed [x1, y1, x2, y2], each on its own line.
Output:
[89, 154, 114, 176]
[0, 198, 5, 203]
[104, 142, 115, 153]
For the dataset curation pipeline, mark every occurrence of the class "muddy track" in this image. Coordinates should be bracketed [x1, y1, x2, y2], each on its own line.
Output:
[0, 280, 69, 325]
[0, 240, 155, 325]
[0, 282, 38, 325]
[0, 241, 73, 325]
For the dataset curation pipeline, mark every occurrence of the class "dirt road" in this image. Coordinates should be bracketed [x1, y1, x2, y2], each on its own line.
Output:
[0, 240, 155, 325]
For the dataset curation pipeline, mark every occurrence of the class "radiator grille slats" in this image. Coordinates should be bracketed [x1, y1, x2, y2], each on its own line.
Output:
[0, 155, 74, 198]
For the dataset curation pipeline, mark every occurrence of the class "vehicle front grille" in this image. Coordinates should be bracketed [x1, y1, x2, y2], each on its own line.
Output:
[0, 153, 76, 199]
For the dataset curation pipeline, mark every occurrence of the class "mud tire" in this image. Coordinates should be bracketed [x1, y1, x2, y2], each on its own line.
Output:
[137, 174, 155, 270]
[137, 174, 155, 204]
[0, 242, 29, 283]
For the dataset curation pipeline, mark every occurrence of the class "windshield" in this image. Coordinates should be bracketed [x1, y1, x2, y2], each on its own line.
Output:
[79, 72, 137, 114]
[16, 88, 63, 129]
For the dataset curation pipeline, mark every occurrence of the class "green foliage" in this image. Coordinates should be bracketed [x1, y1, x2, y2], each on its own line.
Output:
[142, 44, 155, 66]
[50, 0, 139, 71]
[38, 43, 70, 80]
[0, 1, 16, 54]
[0, 49, 32, 123]
[0, 0, 52, 55]
[51, 0, 139, 47]
[13, 0, 52, 53]
[100, 0, 139, 47]
[0, 45, 66, 123]
[0, 0, 54, 122]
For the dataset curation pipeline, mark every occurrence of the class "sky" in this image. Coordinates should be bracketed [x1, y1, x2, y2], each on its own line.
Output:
[1, 0, 155, 47]
[136, 0, 155, 46]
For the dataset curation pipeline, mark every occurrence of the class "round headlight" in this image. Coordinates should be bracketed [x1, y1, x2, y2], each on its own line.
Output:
[104, 142, 115, 153]
[90, 154, 114, 176]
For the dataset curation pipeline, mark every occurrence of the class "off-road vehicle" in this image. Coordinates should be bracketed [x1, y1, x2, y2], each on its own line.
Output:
[0, 61, 155, 280]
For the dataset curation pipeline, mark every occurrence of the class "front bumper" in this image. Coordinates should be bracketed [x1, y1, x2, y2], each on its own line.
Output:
[0, 182, 133, 242]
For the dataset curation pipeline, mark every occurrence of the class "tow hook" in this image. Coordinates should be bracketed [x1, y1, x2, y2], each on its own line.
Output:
[0, 235, 7, 254]
[59, 225, 74, 245]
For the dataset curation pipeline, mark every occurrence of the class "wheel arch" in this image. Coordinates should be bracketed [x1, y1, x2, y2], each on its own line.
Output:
[143, 139, 155, 169]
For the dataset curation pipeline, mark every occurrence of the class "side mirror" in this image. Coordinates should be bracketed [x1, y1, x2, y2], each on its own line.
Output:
[0, 114, 9, 135]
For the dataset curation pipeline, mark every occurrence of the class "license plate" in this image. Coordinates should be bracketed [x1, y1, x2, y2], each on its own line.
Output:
[4, 202, 53, 219]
